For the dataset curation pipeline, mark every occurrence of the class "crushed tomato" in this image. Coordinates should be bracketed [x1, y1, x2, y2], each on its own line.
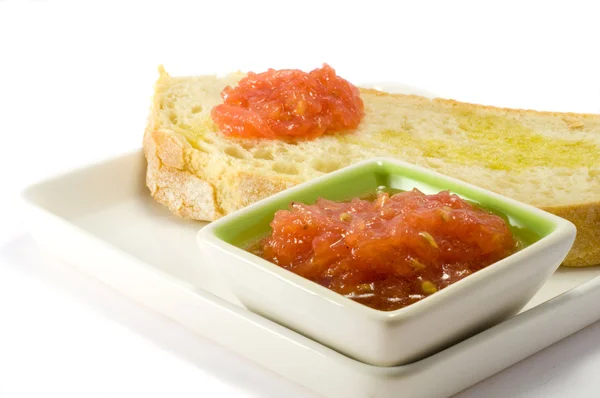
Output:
[249, 189, 518, 311]
[211, 64, 364, 140]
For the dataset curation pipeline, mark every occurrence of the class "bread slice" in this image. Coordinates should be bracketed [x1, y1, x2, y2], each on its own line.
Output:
[143, 66, 600, 267]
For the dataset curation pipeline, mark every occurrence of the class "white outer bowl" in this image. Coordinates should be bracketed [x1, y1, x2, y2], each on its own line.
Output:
[197, 158, 576, 367]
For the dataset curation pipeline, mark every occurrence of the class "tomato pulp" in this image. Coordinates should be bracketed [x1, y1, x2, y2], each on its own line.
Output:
[211, 64, 364, 139]
[250, 189, 518, 311]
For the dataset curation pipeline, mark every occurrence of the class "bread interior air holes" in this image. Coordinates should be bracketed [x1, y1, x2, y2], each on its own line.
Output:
[224, 146, 248, 159]
[311, 158, 341, 173]
[238, 141, 255, 150]
[193, 143, 211, 153]
[272, 162, 299, 175]
[252, 148, 275, 160]
[201, 135, 215, 145]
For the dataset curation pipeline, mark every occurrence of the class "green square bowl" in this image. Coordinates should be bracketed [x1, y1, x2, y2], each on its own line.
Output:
[197, 158, 576, 367]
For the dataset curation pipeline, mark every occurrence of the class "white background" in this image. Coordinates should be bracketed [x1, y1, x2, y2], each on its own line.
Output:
[1, 1, 600, 397]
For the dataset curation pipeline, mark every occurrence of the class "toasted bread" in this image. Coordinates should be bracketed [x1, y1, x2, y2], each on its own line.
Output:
[143, 66, 600, 267]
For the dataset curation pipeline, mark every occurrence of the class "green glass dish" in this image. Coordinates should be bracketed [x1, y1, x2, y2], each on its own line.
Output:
[198, 158, 576, 367]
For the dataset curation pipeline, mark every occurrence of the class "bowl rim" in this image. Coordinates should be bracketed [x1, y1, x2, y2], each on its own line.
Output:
[197, 157, 577, 322]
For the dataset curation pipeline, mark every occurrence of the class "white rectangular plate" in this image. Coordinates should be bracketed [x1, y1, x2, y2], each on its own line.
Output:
[21, 150, 600, 398]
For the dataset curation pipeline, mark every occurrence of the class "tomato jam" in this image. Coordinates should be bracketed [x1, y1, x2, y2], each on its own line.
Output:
[248, 188, 519, 311]
[211, 64, 364, 139]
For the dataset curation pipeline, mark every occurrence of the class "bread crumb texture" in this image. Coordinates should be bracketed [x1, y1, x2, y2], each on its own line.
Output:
[144, 67, 600, 266]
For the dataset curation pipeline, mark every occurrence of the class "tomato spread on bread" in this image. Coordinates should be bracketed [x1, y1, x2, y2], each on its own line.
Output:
[248, 188, 518, 311]
[211, 64, 364, 139]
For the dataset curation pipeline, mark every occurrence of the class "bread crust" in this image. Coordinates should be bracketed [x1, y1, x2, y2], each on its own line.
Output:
[143, 85, 224, 220]
[143, 129, 222, 220]
[143, 71, 600, 267]
[143, 126, 301, 221]
[434, 97, 600, 120]
[542, 203, 600, 267]
[233, 170, 301, 209]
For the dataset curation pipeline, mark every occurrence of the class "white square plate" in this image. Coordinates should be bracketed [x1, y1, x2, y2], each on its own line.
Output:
[21, 149, 600, 398]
